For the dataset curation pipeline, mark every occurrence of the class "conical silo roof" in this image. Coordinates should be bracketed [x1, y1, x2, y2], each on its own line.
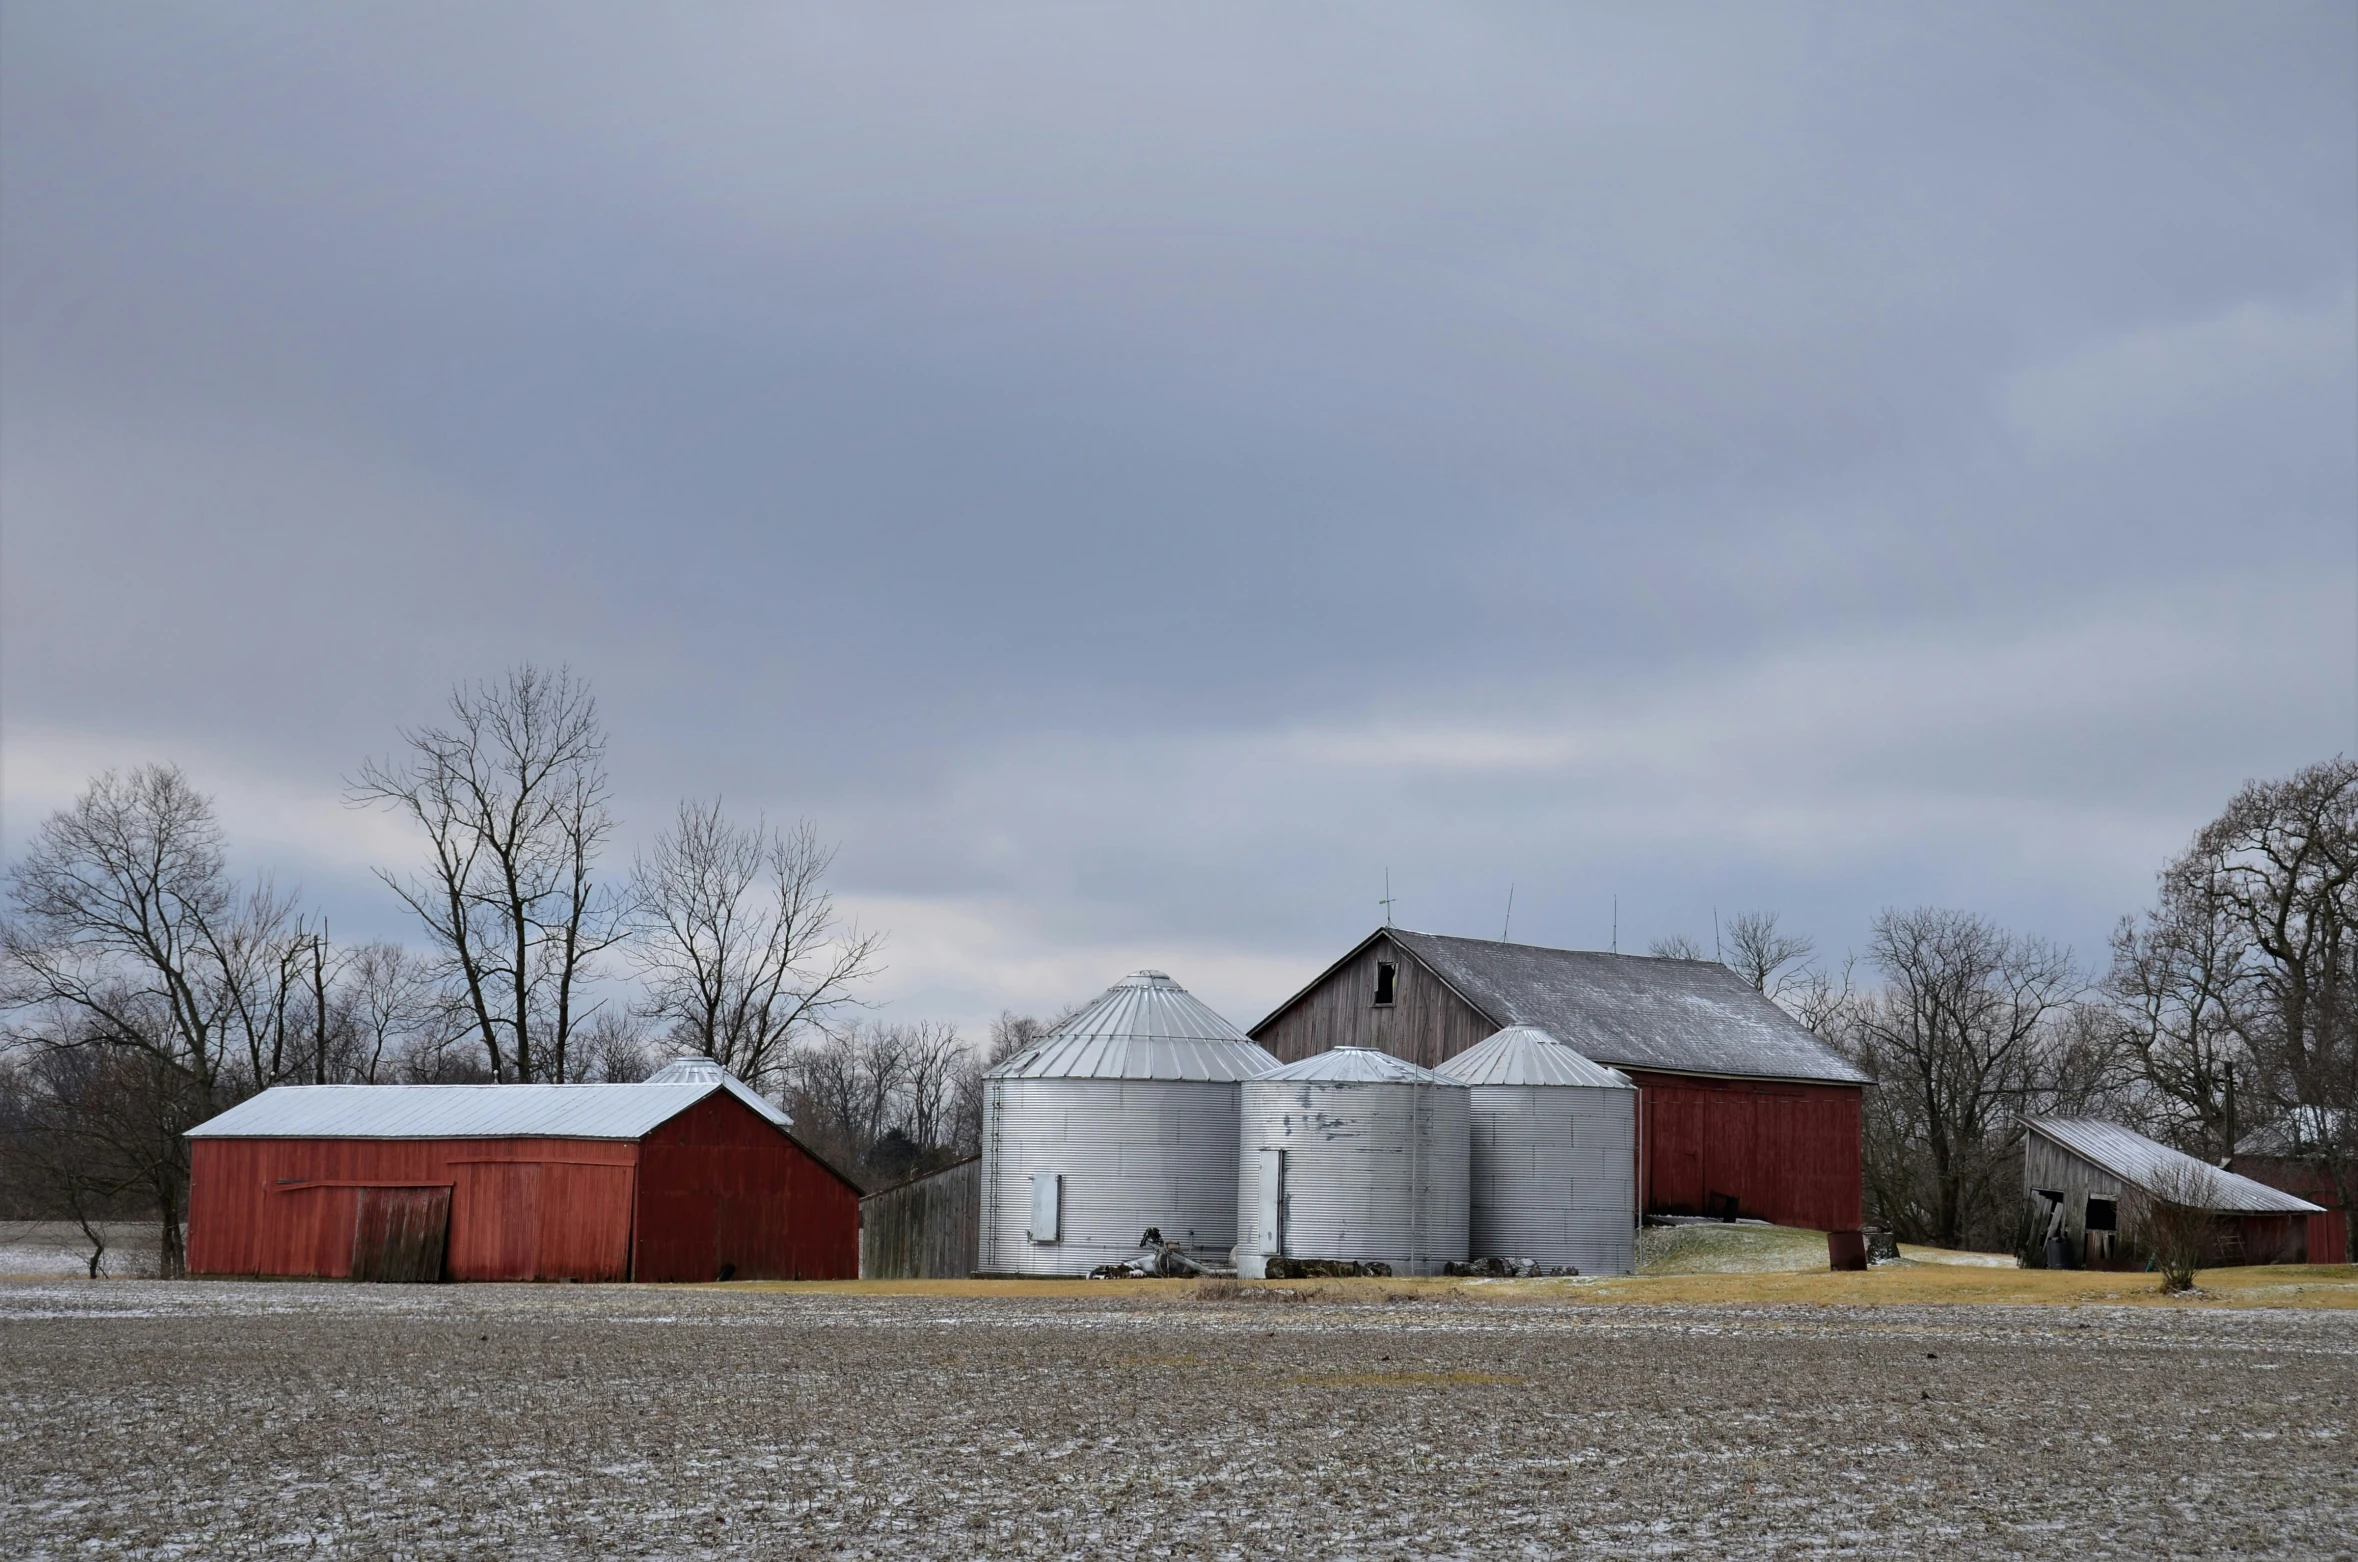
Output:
[1253, 1046, 1455, 1085]
[987, 971, 1278, 1081]
[1433, 1026, 1634, 1089]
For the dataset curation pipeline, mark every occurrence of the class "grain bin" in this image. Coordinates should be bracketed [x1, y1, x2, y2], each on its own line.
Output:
[1235, 1047, 1470, 1278]
[1433, 1025, 1637, 1275]
[979, 971, 1278, 1277]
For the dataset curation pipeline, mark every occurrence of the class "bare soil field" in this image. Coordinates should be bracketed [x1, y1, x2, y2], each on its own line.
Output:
[2, 1278, 2352, 1559]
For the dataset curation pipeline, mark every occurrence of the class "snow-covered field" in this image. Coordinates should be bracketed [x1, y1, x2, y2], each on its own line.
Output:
[0, 1223, 165, 1279]
[1, 1278, 2350, 1558]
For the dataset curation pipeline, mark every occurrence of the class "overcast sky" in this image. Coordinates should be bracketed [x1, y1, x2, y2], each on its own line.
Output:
[5, 4, 2354, 1037]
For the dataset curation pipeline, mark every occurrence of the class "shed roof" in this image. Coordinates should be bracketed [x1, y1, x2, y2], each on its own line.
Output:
[988, 970, 1278, 1082]
[188, 1071, 787, 1143]
[2028, 1119, 2326, 1214]
[1432, 1026, 1635, 1090]
[1274, 929, 1869, 1086]
[1254, 1046, 1458, 1086]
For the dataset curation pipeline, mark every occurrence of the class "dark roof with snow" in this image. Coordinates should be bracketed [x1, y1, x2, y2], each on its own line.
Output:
[1259, 928, 1870, 1087]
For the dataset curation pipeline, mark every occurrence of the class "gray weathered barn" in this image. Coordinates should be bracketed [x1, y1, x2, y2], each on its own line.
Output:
[2025, 1118, 2326, 1268]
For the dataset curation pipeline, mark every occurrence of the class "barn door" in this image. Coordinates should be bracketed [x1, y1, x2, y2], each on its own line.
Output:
[350, 1186, 451, 1283]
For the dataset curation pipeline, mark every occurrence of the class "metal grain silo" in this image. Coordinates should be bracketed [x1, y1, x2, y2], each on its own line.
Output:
[979, 971, 1278, 1277]
[1235, 1047, 1470, 1278]
[1434, 1025, 1637, 1275]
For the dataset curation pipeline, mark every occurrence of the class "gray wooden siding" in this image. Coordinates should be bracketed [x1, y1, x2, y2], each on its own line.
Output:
[1254, 934, 1499, 1070]
[2024, 1130, 2130, 1242]
[859, 1157, 980, 1279]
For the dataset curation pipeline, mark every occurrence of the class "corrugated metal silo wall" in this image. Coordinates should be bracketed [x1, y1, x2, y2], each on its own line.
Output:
[859, 1158, 981, 1278]
[1465, 1084, 1635, 1275]
[979, 1077, 1243, 1276]
[1235, 1079, 1470, 1276]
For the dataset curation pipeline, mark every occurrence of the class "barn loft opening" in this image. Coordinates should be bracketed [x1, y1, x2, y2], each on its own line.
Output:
[1374, 963, 1397, 1006]
[2085, 1197, 2117, 1232]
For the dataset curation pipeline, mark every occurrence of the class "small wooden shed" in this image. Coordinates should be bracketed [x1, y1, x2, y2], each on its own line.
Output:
[2025, 1118, 2327, 1269]
[186, 1063, 860, 1283]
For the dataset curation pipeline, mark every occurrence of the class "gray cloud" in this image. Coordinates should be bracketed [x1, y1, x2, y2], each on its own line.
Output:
[5, 3, 2353, 1033]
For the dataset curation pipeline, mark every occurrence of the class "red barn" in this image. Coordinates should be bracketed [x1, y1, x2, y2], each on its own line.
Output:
[185, 1061, 859, 1282]
[1252, 929, 1871, 1232]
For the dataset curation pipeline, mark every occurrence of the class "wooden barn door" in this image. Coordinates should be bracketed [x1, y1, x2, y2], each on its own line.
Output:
[350, 1186, 452, 1283]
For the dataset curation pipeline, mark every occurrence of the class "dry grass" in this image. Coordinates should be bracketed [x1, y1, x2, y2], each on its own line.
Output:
[719, 1261, 2358, 1309]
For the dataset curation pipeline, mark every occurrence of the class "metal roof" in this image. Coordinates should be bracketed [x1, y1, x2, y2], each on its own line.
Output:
[643, 1057, 794, 1126]
[2236, 1106, 2351, 1160]
[1254, 1046, 1459, 1086]
[987, 970, 1280, 1082]
[1371, 930, 1871, 1086]
[2028, 1118, 2326, 1214]
[188, 1075, 780, 1142]
[1432, 1026, 1635, 1090]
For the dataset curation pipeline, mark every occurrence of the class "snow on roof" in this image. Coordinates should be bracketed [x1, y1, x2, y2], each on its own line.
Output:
[1432, 1026, 1634, 1090]
[188, 1069, 789, 1142]
[987, 970, 1278, 1082]
[1376, 930, 1871, 1086]
[1253, 1046, 1458, 1086]
[2029, 1118, 2325, 1214]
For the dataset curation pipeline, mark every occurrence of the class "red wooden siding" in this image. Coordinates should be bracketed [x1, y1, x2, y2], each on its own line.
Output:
[188, 1136, 636, 1280]
[631, 1093, 860, 1282]
[1628, 1070, 1862, 1232]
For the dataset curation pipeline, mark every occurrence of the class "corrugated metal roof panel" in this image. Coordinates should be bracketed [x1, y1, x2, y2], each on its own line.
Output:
[1255, 1046, 1456, 1085]
[190, 1082, 723, 1141]
[2029, 1118, 2326, 1214]
[987, 971, 1278, 1081]
[1432, 1026, 1635, 1089]
[643, 1057, 793, 1126]
[1385, 930, 1871, 1085]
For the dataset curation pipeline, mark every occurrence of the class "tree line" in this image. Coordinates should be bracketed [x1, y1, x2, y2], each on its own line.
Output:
[4, 663, 2349, 1271]
[0, 666, 1024, 1274]
[1649, 758, 2357, 1256]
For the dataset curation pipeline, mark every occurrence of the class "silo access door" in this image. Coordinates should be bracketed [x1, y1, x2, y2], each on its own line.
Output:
[1256, 1149, 1286, 1258]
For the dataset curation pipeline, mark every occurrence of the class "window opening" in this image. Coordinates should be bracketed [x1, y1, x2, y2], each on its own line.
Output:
[2085, 1197, 2117, 1233]
[1374, 962, 1397, 1006]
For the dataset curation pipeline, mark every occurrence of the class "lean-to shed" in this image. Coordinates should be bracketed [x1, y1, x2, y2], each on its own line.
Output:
[980, 971, 1278, 1276]
[1236, 1046, 1470, 1278]
[1253, 929, 1869, 1230]
[185, 1060, 859, 1282]
[2025, 1118, 2326, 1269]
[1433, 1025, 1637, 1275]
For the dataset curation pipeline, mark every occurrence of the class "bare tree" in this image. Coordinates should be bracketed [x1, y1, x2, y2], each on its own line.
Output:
[2105, 882, 2250, 1160]
[351, 665, 628, 1083]
[331, 941, 448, 1084]
[0, 766, 308, 1274]
[2136, 1159, 2224, 1294]
[1840, 907, 2085, 1249]
[1647, 934, 1708, 961]
[630, 800, 881, 1093]
[2164, 757, 2358, 1253]
[1724, 910, 1814, 1000]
